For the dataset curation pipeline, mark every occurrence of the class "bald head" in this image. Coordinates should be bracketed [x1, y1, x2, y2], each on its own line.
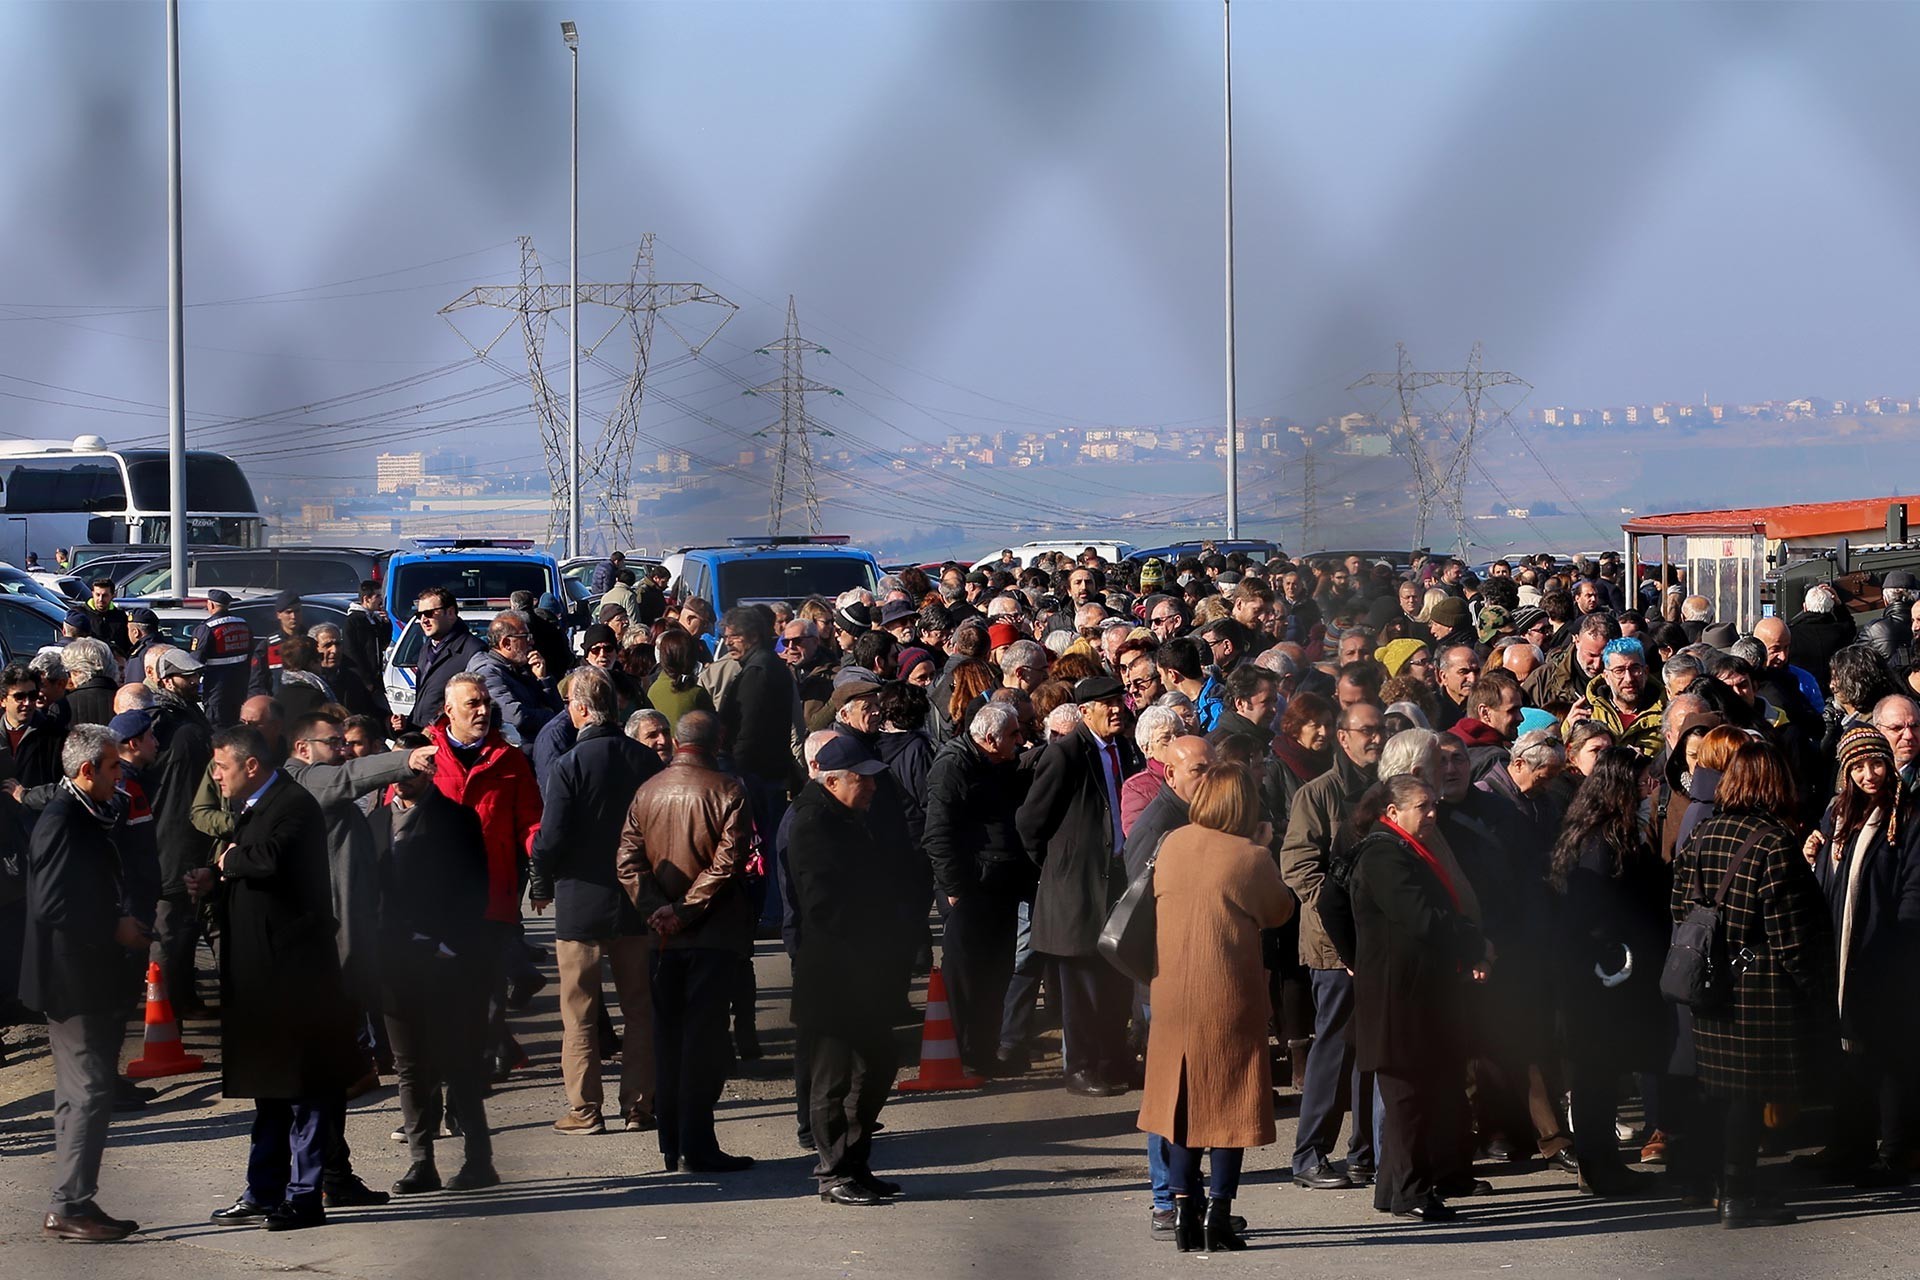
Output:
[1750, 616, 1790, 671]
[1164, 735, 1214, 803]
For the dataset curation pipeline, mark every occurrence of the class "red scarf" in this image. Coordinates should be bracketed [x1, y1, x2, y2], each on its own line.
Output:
[1382, 818, 1462, 912]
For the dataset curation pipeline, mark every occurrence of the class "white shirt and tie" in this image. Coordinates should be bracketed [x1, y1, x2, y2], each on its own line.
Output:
[1085, 729, 1125, 853]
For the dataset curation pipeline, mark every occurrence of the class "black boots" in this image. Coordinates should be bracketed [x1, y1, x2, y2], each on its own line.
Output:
[1204, 1197, 1247, 1251]
[1172, 1196, 1204, 1252]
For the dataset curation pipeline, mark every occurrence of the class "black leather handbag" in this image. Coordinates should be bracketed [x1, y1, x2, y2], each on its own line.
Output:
[1098, 839, 1163, 986]
[1660, 828, 1761, 1011]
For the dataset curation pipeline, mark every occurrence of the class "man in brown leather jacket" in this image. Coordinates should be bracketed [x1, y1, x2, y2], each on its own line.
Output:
[616, 709, 756, 1175]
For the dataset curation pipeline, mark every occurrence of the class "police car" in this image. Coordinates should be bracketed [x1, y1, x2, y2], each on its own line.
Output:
[382, 539, 572, 724]
[666, 536, 882, 648]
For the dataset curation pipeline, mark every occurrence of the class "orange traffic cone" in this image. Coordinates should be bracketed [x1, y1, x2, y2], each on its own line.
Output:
[125, 961, 205, 1079]
[897, 967, 983, 1093]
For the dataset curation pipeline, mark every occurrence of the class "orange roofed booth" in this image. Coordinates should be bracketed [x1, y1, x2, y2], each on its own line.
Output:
[1623, 493, 1920, 631]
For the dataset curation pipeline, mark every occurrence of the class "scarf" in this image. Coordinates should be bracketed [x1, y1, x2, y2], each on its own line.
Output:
[1382, 817, 1462, 912]
[1272, 734, 1330, 783]
[1836, 808, 1884, 1053]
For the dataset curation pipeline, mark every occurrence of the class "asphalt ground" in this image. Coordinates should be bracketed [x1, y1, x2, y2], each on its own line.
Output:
[2, 918, 1915, 1280]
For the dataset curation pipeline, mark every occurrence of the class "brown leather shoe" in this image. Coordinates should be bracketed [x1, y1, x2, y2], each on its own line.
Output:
[43, 1212, 133, 1242]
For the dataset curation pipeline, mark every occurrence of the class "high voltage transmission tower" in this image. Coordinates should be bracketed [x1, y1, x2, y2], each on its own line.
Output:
[440, 235, 736, 550]
[1351, 342, 1527, 558]
[745, 296, 840, 537]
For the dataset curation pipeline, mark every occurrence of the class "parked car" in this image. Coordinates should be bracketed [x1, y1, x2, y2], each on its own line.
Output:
[116, 546, 387, 600]
[667, 536, 882, 649]
[0, 595, 70, 663]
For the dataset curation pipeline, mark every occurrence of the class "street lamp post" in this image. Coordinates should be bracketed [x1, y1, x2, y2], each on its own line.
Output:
[1222, 0, 1239, 541]
[561, 20, 581, 559]
[166, 0, 188, 593]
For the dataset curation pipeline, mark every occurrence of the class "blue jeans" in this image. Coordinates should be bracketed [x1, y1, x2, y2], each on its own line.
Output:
[1293, 967, 1375, 1175]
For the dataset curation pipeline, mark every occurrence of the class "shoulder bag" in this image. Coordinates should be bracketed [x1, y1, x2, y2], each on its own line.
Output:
[1098, 836, 1165, 986]
[1659, 827, 1762, 1011]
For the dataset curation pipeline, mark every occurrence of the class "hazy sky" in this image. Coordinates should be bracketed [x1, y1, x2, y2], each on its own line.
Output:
[3, 0, 1918, 490]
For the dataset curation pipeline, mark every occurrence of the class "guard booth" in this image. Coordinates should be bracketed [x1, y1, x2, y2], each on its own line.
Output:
[1623, 494, 1920, 630]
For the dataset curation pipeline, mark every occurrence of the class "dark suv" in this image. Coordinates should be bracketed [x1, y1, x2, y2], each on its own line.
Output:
[116, 547, 388, 599]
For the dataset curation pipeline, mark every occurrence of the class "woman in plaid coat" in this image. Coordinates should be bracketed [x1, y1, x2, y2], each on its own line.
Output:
[1671, 740, 1833, 1229]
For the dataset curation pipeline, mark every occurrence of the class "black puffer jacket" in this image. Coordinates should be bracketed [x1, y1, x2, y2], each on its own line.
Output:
[1860, 605, 1912, 670]
[922, 733, 1030, 900]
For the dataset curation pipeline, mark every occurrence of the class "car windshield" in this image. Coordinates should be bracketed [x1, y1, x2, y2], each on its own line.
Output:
[392, 559, 554, 611]
[717, 556, 876, 608]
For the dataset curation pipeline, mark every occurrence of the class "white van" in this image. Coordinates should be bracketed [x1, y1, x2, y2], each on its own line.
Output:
[969, 539, 1137, 572]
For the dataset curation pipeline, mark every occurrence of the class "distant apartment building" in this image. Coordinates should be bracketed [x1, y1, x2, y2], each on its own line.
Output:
[376, 451, 426, 494]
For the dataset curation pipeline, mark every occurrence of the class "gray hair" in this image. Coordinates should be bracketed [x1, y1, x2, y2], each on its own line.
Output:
[803, 728, 839, 767]
[28, 650, 66, 680]
[1728, 637, 1767, 670]
[1254, 648, 1298, 679]
[999, 639, 1047, 678]
[1377, 728, 1441, 785]
[1510, 727, 1567, 768]
[1133, 704, 1181, 755]
[62, 637, 114, 682]
[1042, 630, 1076, 658]
[61, 722, 116, 780]
[834, 587, 875, 610]
[625, 708, 669, 741]
[1661, 652, 1704, 693]
[568, 664, 617, 727]
[1153, 689, 1196, 712]
[969, 702, 1020, 746]
[1802, 583, 1839, 615]
[443, 671, 488, 702]
[1681, 597, 1713, 623]
[1888, 588, 1917, 613]
[307, 621, 344, 644]
[1047, 704, 1083, 738]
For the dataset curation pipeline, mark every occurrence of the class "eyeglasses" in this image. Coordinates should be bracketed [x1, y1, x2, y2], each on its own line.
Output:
[302, 736, 347, 750]
[1124, 677, 1156, 692]
[588, 643, 615, 655]
[498, 632, 529, 644]
[415, 606, 448, 618]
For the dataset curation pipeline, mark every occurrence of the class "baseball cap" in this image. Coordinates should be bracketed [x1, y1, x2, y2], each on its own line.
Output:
[152, 648, 205, 679]
[108, 709, 154, 741]
[814, 734, 889, 775]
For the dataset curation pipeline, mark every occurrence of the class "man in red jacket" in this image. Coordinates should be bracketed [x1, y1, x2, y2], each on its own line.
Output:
[429, 672, 543, 1079]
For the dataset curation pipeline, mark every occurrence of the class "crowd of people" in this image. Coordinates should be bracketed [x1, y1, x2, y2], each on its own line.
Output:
[0, 545, 1911, 1245]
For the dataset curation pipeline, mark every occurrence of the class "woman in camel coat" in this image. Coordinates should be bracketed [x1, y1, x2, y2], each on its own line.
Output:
[1137, 762, 1295, 1253]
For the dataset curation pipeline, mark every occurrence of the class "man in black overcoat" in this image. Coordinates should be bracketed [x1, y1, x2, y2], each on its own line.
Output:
[788, 736, 921, 1207]
[1015, 675, 1141, 1097]
[200, 726, 362, 1233]
[373, 736, 498, 1194]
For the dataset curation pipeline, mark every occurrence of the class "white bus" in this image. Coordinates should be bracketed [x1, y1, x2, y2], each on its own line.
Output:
[0, 435, 264, 559]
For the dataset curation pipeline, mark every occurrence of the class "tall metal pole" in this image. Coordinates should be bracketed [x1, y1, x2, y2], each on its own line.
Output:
[565, 22, 581, 558]
[1222, 0, 1239, 540]
[166, 0, 188, 585]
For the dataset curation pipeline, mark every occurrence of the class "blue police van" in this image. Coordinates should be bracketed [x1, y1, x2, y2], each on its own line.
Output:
[668, 536, 882, 647]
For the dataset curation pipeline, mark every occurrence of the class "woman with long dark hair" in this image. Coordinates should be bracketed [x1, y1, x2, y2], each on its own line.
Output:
[1671, 741, 1832, 1227]
[1549, 747, 1670, 1196]
[1801, 726, 1910, 1185]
